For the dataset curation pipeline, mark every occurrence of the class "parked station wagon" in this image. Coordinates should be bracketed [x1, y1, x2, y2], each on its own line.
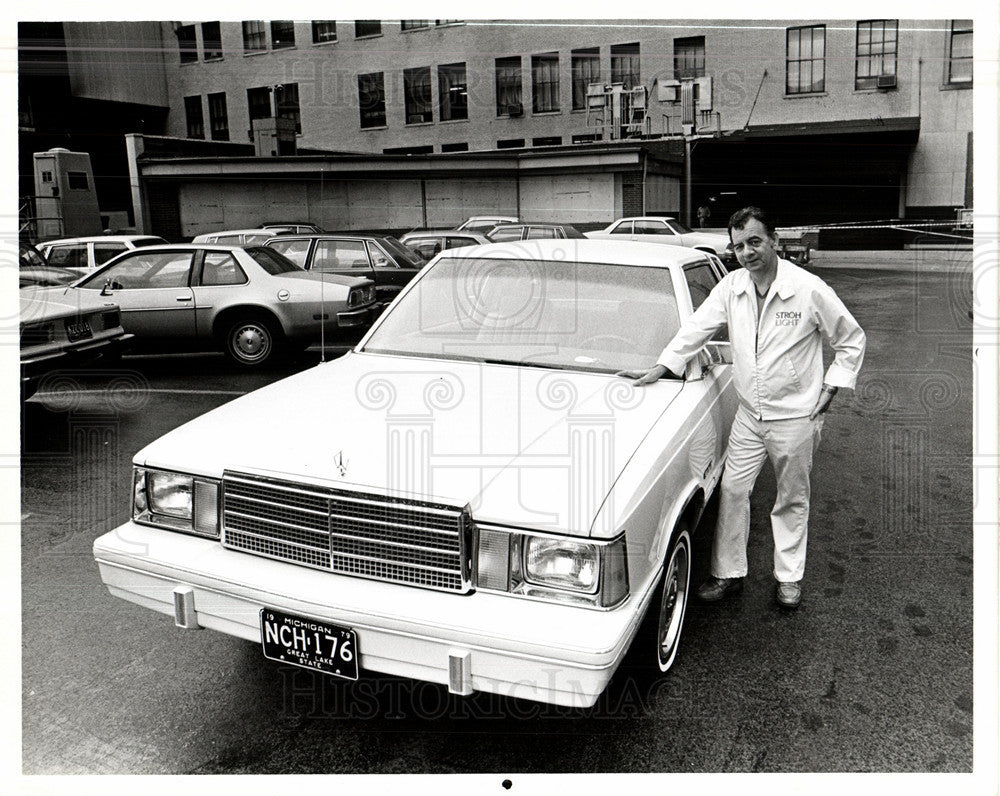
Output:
[93, 240, 737, 707]
[37, 235, 168, 273]
[585, 216, 736, 267]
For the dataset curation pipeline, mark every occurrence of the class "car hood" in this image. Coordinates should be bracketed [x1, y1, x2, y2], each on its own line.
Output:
[20, 285, 119, 322]
[137, 352, 683, 536]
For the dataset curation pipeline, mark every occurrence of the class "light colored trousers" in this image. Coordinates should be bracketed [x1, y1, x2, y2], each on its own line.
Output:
[712, 404, 825, 583]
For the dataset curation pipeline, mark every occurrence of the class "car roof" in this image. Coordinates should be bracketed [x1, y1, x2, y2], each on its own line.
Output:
[39, 235, 165, 245]
[617, 216, 679, 222]
[402, 229, 486, 237]
[435, 238, 714, 268]
[193, 228, 278, 236]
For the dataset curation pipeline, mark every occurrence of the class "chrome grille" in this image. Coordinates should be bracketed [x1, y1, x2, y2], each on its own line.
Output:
[221, 471, 471, 592]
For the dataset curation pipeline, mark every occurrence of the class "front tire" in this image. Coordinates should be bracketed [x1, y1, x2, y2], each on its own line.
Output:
[224, 317, 280, 366]
[655, 529, 692, 673]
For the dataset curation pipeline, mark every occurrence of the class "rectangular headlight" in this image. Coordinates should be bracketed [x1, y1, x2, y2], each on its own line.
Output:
[476, 525, 628, 609]
[133, 467, 220, 538]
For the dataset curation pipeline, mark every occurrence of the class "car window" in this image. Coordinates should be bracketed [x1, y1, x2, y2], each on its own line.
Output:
[20, 244, 46, 268]
[313, 240, 370, 270]
[379, 236, 426, 267]
[609, 222, 632, 235]
[200, 251, 248, 286]
[368, 242, 396, 268]
[94, 243, 127, 265]
[245, 246, 303, 274]
[243, 233, 273, 246]
[525, 226, 558, 239]
[266, 238, 312, 267]
[83, 251, 193, 289]
[410, 240, 441, 261]
[214, 234, 240, 244]
[133, 237, 168, 247]
[446, 236, 479, 249]
[561, 225, 586, 239]
[488, 226, 523, 242]
[665, 219, 692, 234]
[45, 244, 88, 269]
[684, 261, 728, 341]
[635, 220, 673, 235]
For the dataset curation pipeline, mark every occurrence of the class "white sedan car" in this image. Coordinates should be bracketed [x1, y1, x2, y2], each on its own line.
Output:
[585, 216, 737, 268]
[93, 240, 737, 707]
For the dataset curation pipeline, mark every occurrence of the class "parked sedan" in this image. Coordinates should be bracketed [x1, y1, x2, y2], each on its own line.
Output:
[264, 233, 425, 305]
[398, 229, 491, 261]
[93, 239, 738, 708]
[20, 285, 132, 400]
[191, 229, 288, 246]
[485, 223, 587, 242]
[585, 216, 737, 267]
[72, 244, 376, 366]
[37, 235, 167, 273]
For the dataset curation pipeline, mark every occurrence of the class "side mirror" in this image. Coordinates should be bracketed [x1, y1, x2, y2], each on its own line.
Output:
[100, 278, 113, 296]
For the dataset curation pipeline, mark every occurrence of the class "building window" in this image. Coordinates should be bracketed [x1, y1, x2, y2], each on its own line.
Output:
[401, 21, 431, 31]
[673, 36, 705, 79]
[247, 87, 272, 127]
[441, 142, 469, 152]
[533, 136, 562, 146]
[383, 145, 434, 155]
[438, 63, 468, 121]
[242, 21, 266, 53]
[355, 21, 382, 38]
[177, 24, 197, 64]
[786, 25, 826, 94]
[497, 139, 525, 149]
[571, 48, 600, 110]
[184, 95, 204, 138]
[495, 56, 522, 116]
[855, 21, 897, 89]
[201, 21, 222, 61]
[271, 21, 295, 49]
[404, 66, 433, 124]
[312, 21, 337, 44]
[947, 19, 973, 85]
[531, 52, 560, 113]
[208, 92, 229, 140]
[67, 172, 89, 190]
[358, 72, 386, 128]
[275, 83, 300, 133]
[611, 43, 640, 88]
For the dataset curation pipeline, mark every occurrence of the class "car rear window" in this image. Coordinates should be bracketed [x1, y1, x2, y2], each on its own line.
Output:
[246, 246, 304, 274]
[379, 236, 426, 267]
[133, 237, 168, 247]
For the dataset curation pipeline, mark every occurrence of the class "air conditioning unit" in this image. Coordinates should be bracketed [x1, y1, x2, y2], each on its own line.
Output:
[507, 102, 523, 117]
[876, 74, 897, 89]
[655, 79, 681, 103]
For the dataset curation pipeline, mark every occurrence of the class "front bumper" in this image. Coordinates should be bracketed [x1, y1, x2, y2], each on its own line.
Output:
[93, 522, 651, 708]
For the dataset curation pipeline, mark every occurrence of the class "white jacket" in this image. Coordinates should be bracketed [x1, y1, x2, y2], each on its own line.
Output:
[658, 259, 866, 420]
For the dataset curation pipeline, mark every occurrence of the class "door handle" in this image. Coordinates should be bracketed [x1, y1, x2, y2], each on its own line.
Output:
[176, 295, 192, 302]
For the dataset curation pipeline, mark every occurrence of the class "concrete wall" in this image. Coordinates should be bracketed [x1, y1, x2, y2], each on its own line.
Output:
[518, 174, 616, 224]
[64, 22, 169, 107]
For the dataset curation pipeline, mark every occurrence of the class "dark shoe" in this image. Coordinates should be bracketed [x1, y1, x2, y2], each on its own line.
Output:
[776, 581, 802, 608]
[696, 576, 744, 602]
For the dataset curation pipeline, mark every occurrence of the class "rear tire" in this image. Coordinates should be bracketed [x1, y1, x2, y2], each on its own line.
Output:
[224, 316, 280, 366]
[655, 528, 692, 673]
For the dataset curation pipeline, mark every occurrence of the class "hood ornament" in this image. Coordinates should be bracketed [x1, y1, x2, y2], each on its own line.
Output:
[334, 450, 349, 478]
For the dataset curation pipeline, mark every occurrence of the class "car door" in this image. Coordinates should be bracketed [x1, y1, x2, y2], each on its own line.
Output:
[76, 249, 197, 339]
[681, 260, 737, 474]
[307, 238, 376, 284]
[191, 250, 250, 338]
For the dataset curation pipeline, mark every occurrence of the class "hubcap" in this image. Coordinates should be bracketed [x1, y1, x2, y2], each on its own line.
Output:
[659, 541, 689, 665]
[233, 325, 269, 360]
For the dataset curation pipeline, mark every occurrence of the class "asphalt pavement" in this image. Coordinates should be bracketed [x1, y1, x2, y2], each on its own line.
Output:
[16, 252, 982, 781]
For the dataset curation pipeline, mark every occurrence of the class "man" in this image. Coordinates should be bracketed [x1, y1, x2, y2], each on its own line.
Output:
[697, 204, 712, 228]
[618, 207, 866, 608]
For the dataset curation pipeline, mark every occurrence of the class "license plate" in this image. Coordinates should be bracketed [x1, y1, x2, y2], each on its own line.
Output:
[66, 320, 93, 342]
[260, 608, 359, 680]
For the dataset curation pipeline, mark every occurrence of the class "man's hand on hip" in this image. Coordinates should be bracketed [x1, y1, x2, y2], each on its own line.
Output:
[810, 384, 838, 419]
[615, 363, 673, 386]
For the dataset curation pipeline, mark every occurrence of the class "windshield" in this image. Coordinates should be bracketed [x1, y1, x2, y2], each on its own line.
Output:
[246, 246, 304, 274]
[360, 256, 681, 374]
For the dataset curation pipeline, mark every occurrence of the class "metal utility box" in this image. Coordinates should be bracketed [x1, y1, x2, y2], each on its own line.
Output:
[33, 148, 102, 239]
